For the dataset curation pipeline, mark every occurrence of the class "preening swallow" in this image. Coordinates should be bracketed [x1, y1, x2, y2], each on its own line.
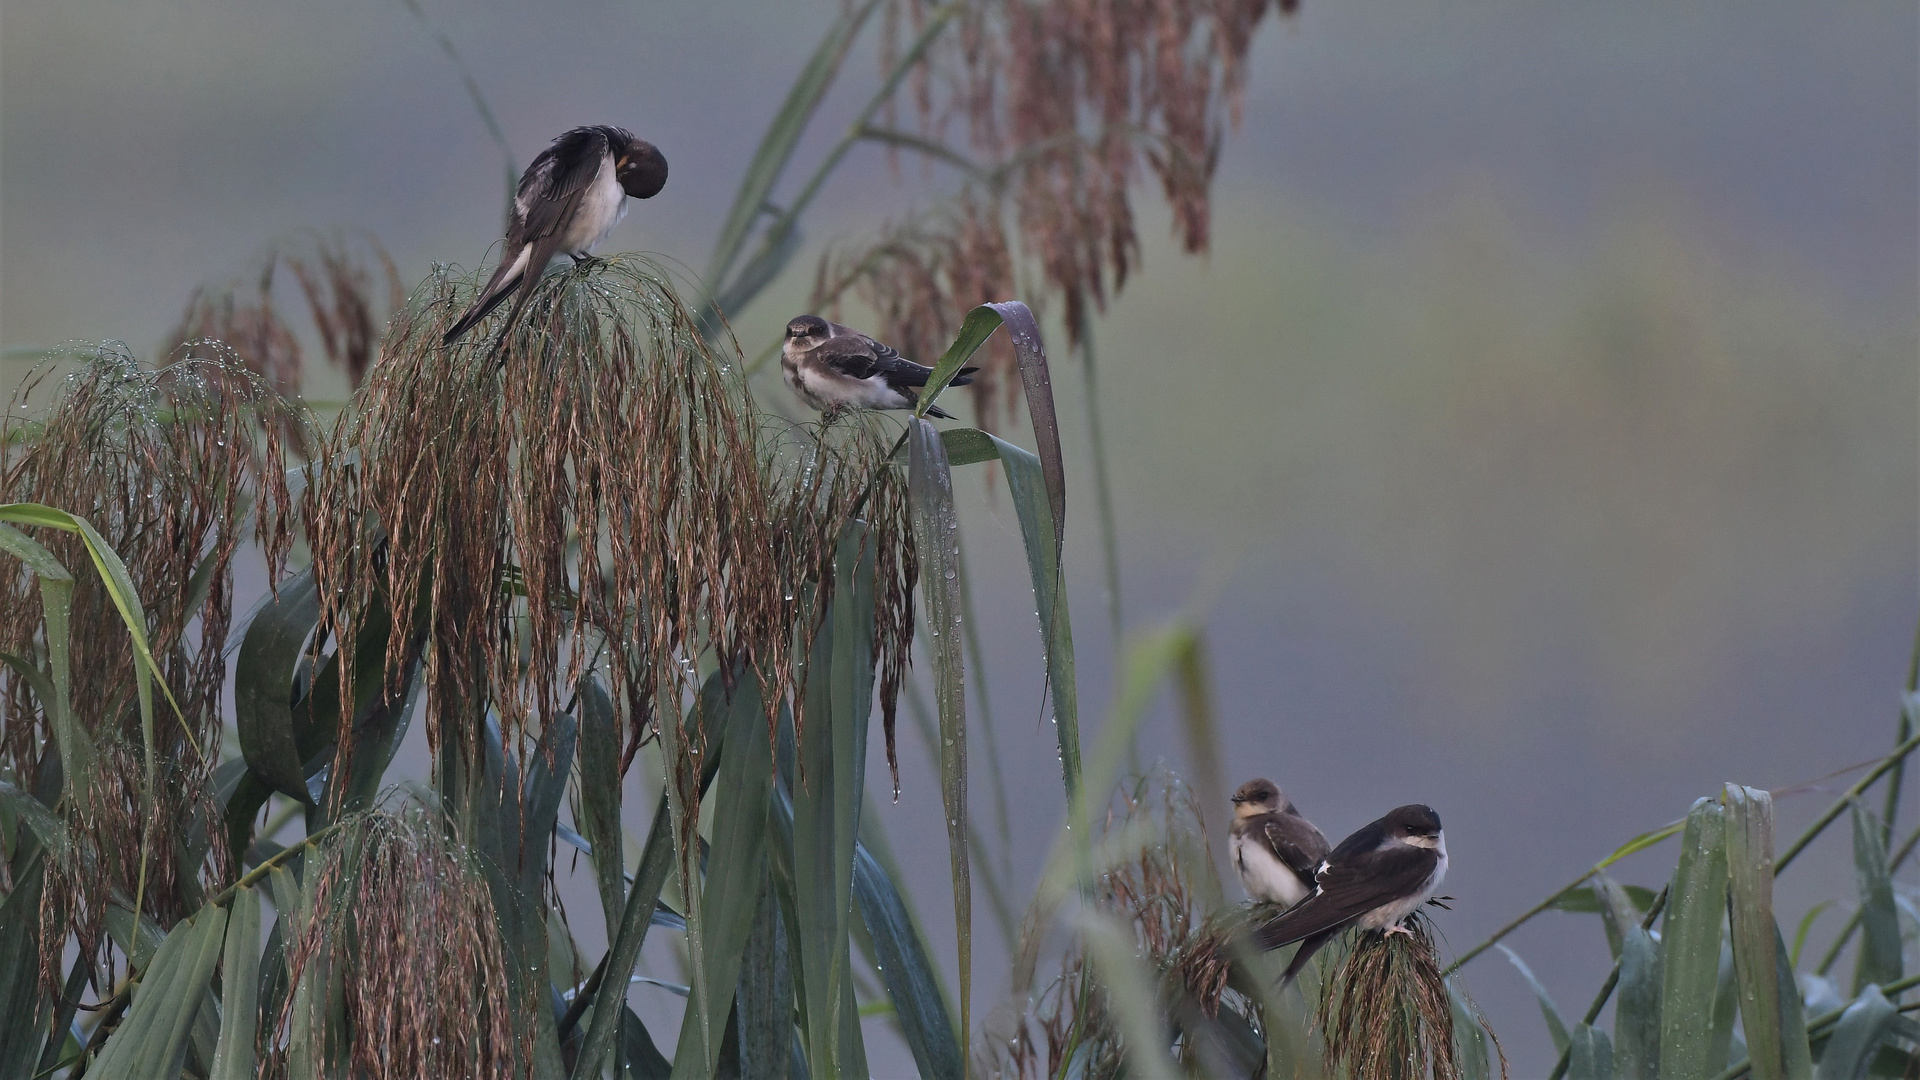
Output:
[1228, 778, 1330, 909]
[1253, 804, 1448, 983]
[443, 125, 669, 345]
[781, 316, 977, 419]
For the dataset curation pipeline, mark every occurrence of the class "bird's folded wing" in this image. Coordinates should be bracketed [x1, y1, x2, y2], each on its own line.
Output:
[817, 339, 887, 381]
[1260, 815, 1331, 879]
[517, 130, 609, 242]
[1253, 845, 1436, 949]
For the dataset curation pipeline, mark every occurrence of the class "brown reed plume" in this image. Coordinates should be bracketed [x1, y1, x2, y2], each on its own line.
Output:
[276, 810, 522, 1078]
[1316, 912, 1469, 1080]
[976, 772, 1254, 1078]
[0, 343, 297, 978]
[819, 0, 1295, 425]
[166, 228, 405, 397]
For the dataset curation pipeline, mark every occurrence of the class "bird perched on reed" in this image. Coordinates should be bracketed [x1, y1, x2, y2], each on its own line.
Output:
[1254, 804, 1448, 984]
[1228, 778, 1329, 909]
[444, 125, 668, 345]
[781, 315, 976, 419]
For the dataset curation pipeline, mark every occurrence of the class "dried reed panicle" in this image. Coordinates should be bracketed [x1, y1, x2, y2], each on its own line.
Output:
[826, 0, 1292, 425]
[1316, 912, 1460, 1080]
[166, 228, 404, 397]
[304, 257, 796, 801]
[759, 412, 917, 790]
[0, 343, 297, 972]
[976, 772, 1233, 1078]
[278, 811, 523, 1078]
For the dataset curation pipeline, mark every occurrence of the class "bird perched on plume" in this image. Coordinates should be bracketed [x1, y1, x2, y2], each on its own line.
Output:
[443, 125, 669, 345]
[781, 315, 977, 419]
[1253, 804, 1448, 984]
[1228, 778, 1329, 909]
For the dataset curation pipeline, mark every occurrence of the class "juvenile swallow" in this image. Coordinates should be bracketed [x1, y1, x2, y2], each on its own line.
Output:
[1253, 804, 1448, 983]
[443, 125, 669, 345]
[781, 316, 977, 419]
[1229, 778, 1330, 909]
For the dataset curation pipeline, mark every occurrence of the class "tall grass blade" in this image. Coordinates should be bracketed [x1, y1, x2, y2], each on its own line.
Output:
[1568, 1024, 1614, 1080]
[908, 416, 971, 1063]
[209, 886, 263, 1080]
[571, 674, 732, 1078]
[1496, 944, 1570, 1053]
[1660, 796, 1730, 1078]
[576, 676, 626, 939]
[737, 863, 795, 1080]
[672, 676, 774, 1080]
[791, 528, 879, 1077]
[1724, 784, 1812, 1080]
[89, 903, 230, 1080]
[1847, 802, 1900, 995]
[0, 778, 67, 858]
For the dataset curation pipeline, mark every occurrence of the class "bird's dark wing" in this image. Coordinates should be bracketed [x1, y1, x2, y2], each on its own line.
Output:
[512, 128, 611, 243]
[814, 336, 888, 381]
[1256, 812, 1331, 881]
[1253, 843, 1438, 951]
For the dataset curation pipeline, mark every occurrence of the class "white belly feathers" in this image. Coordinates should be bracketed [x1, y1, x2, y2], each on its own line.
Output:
[1232, 833, 1312, 907]
[563, 155, 629, 255]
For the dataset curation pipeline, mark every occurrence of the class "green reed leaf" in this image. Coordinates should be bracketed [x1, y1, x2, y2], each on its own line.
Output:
[209, 886, 263, 1080]
[1661, 796, 1730, 1079]
[1848, 802, 1901, 995]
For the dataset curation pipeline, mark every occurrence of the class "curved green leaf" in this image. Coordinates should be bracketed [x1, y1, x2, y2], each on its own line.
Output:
[1813, 985, 1896, 1080]
[854, 840, 962, 1080]
[233, 567, 322, 803]
[1496, 944, 1570, 1052]
[0, 523, 83, 789]
[0, 856, 49, 1080]
[576, 675, 626, 938]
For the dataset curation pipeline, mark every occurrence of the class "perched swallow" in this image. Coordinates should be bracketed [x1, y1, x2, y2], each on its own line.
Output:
[1253, 804, 1448, 983]
[443, 125, 669, 345]
[1229, 778, 1330, 909]
[781, 316, 978, 420]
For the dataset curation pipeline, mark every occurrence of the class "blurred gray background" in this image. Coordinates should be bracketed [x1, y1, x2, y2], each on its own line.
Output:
[5, 1, 1916, 1074]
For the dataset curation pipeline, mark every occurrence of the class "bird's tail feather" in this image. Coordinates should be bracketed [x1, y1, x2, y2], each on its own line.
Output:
[923, 403, 956, 420]
[443, 271, 521, 345]
[1280, 929, 1335, 986]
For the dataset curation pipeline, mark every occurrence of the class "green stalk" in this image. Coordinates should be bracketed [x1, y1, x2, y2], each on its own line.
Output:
[1878, 613, 1920, 848]
[1814, 821, 1920, 975]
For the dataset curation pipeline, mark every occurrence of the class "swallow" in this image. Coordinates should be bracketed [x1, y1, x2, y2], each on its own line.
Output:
[781, 316, 977, 419]
[1229, 778, 1330, 909]
[1253, 804, 1448, 983]
[443, 125, 669, 345]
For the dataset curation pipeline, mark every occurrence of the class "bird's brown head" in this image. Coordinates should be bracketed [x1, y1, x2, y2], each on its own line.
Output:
[785, 315, 831, 347]
[614, 137, 669, 199]
[1383, 804, 1443, 846]
[1231, 778, 1286, 818]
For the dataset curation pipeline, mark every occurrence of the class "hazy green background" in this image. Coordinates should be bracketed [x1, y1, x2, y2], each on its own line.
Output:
[5, 2, 1916, 1073]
